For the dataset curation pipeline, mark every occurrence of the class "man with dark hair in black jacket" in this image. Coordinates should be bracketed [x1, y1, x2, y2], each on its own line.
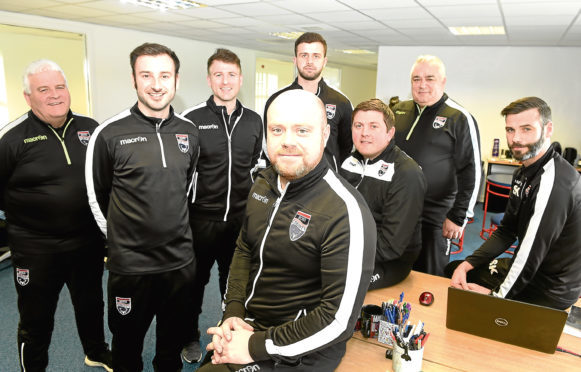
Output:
[393, 55, 481, 276]
[180, 48, 263, 364]
[198, 90, 376, 372]
[0, 59, 111, 371]
[448, 97, 581, 310]
[341, 99, 426, 289]
[86, 43, 199, 372]
[263, 32, 353, 172]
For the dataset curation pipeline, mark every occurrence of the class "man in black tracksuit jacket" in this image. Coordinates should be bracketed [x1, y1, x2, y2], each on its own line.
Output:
[341, 99, 426, 289]
[180, 48, 263, 363]
[394, 55, 481, 276]
[262, 32, 353, 172]
[448, 97, 581, 310]
[0, 60, 110, 371]
[85, 43, 199, 372]
[199, 90, 375, 372]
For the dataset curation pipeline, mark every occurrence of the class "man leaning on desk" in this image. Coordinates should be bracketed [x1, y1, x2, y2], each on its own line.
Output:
[447, 96, 581, 310]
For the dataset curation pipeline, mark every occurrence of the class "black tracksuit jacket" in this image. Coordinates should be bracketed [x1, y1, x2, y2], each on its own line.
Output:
[263, 78, 353, 171]
[182, 96, 263, 221]
[393, 93, 481, 227]
[223, 160, 376, 363]
[467, 147, 581, 309]
[85, 104, 199, 275]
[340, 141, 426, 265]
[0, 110, 101, 253]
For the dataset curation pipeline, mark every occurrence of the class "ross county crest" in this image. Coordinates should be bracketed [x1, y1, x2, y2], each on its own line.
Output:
[16, 268, 29, 286]
[116, 297, 132, 315]
[433, 116, 447, 129]
[77, 131, 91, 146]
[176, 134, 189, 153]
[289, 211, 311, 241]
[326, 104, 336, 119]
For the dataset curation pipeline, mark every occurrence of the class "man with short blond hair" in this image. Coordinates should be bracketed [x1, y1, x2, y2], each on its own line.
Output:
[341, 99, 426, 288]
[0, 59, 111, 371]
[393, 55, 481, 276]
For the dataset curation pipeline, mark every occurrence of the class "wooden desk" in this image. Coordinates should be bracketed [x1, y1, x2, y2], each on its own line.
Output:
[336, 271, 581, 372]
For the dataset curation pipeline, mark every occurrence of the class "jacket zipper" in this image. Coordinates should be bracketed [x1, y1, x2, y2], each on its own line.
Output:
[245, 186, 286, 308]
[405, 104, 426, 141]
[47, 117, 74, 165]
[155, 120, 167, 168]
[355, 158, 369, 189]
[221, 107, 244, 222]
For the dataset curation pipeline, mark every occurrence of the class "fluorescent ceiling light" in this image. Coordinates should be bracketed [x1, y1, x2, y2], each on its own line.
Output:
[449, 26, 505, 36]
[121, 0, 205, 11]
[269, 32, 304, 40]
[338, 49, 375, 55]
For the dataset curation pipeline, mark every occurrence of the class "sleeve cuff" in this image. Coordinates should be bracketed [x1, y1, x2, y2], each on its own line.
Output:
[222, 301, 246, 322]
[248, 331, 269, 361]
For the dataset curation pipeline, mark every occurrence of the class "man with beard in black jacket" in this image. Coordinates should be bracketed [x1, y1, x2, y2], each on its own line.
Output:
[448, 97, 581, 310]
[198, 90, 375, 372]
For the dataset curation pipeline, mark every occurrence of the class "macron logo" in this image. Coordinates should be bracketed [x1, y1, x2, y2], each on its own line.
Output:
[120, 136, 148, 145]
[199, 124, 219, 130]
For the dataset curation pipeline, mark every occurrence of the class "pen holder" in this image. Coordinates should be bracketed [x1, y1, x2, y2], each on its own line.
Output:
[361, 304, 383, 338]
[378, 320, 398, 346]
[392, 344, 424, 372]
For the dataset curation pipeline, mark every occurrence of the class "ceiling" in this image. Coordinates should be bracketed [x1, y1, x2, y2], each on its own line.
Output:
[1, 0, 581, 68]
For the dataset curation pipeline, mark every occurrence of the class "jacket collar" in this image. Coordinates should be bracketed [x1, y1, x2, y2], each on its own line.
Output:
[130, 103, 175, 126]
[415, 93, 448, 115]
[29, 109, 73, 129]
[206, 95, 242, 117]
[350, 140, 396, 164]
[522, 146, 555, 179]
[292, 77, 327, 97]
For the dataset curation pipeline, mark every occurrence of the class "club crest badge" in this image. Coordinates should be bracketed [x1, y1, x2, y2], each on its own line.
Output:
[16, 268, 29, 286]
[77, 131, 91, 146]
[289, 211, 311, 241]
[433, 116, 447, 129]
[176, 134, 189, 153]
[378, 163, 390, 176]
[326, 104, 336, 119]
[116, 297, 132, 315]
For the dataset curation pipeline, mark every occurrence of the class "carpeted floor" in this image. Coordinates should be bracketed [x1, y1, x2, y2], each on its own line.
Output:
[0, 203, 495, 371]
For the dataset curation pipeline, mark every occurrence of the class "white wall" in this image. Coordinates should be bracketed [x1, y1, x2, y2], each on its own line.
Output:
[0, 11, 257, 122]
[376, 46, 581, 161]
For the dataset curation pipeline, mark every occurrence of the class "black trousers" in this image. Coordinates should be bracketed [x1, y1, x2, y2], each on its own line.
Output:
[197, 340, 346, 372]
[12, 246, 107, 372]
[108, 262, 196, 372]
[188, 216, 242, 340]
[368, 248, 420, 290]
[413, 224, 450, 277]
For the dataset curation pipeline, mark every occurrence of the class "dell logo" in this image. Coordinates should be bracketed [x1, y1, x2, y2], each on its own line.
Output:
[495, 318, 509, 326]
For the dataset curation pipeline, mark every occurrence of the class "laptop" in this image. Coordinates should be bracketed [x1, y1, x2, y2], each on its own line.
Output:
[446, 287, 568, 354]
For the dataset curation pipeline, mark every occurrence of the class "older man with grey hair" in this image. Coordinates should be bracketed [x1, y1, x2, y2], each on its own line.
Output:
[393, 55, 481, 277]
[0, 60, 111, 371]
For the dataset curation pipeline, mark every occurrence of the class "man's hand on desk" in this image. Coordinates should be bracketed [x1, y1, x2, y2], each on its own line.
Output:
[450, 261, 474, 290]
[466, 283, 492, 294]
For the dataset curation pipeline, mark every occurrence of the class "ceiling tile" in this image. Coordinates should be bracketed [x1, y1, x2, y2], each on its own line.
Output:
[502, 2, 581, 16]
[340, 0, 418, 9]
[426, 4, 501, 18]
[255, 13, 314, 25]
[271, 0, 351, 13]
[218, 2, 291, 16]
[505, 15, 576, 26]
[46, 4, 113, 18]
[304, 11, 371, 23]
[362, 6, 432, 20]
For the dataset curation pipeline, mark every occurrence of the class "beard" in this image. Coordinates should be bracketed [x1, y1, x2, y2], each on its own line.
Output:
[272, 161, 310, 182]
[510, 127, 546, 161]
[297, 67, 322, 81]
